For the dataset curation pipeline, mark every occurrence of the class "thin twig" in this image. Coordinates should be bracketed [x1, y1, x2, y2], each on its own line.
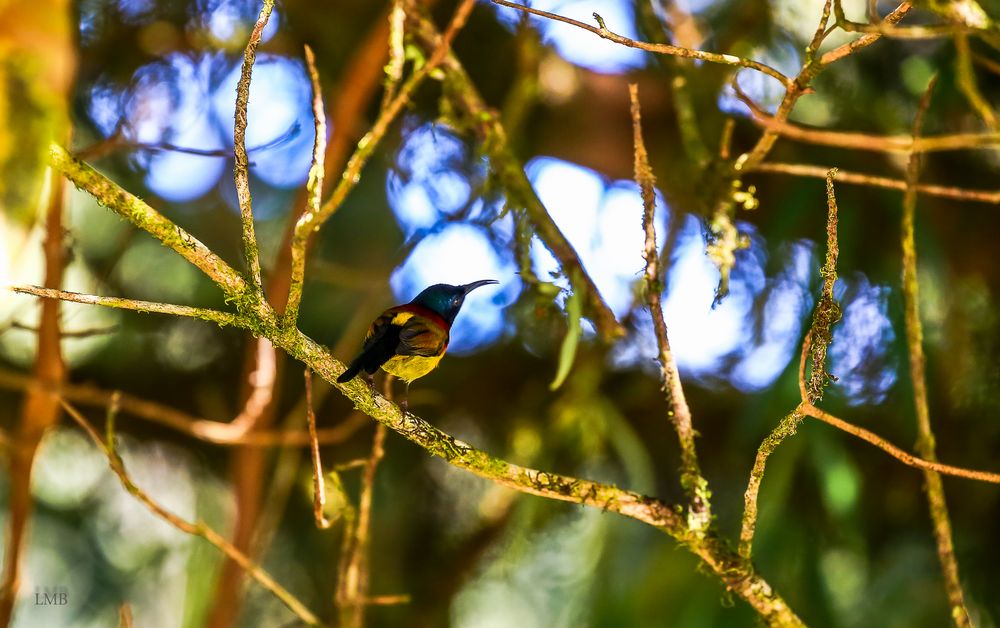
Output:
[10, 286, 241, 328]
[283, 44, 328, 327]
[233, 0, 275, 290]
[0, 368, 365, 447]
[735, 83, 1000, 154]
[800, 403, 1000, 484]
[305, 369, 334, 529]
[5, 320, 119, 338]
[833, 0, 985, 39]
[119, 603, 133, 628]
[972, 50, 1000, 75]
[630, 83, 709, 534]
[901, 76, 972, 627]
[751, 162, 1000, 204]
[338, 377, 390, 628]
[60, 400, 325, 626]
[491, 0, 794, 87]
[365, 594, 410, 606]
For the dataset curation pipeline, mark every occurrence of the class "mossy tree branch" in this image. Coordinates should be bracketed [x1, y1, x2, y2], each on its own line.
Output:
[28, 143, 806, 626]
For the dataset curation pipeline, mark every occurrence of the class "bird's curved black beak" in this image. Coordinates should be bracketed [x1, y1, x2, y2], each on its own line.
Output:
[461, 279, 499, 295]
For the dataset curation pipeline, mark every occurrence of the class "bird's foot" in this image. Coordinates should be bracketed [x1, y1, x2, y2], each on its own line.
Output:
[364, 372, 375, 390]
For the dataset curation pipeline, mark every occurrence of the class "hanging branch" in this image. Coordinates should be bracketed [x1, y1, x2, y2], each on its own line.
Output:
[630, 83, 710, 534]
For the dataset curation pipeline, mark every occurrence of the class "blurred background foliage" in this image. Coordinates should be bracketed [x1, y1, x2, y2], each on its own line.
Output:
[2, 0, 1000, 626]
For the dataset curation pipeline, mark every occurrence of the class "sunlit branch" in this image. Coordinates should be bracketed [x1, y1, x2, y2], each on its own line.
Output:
[382, 0, 407, 107]
[833, 0, 989, 39]
[60, 400, 325, 627]
[801, 404, 1000, 484]
[739, 407, 805, 559]
[0, 368, 365, 447]
[736, 0, 833, 172]
[901, 76, 972, 627]
[233, 0, 275, 291]
[225, 337, 279, 437]
[47, 144, 250, 299]
[284, 44, 328, 327]
[491, 0, 795, 88]
[734, 83, 1000, 154]
[10, 286, 241, 328]
[751, 162, 1000, 204]
[820, 1, 912, 64]
[630, 83, 709, 533]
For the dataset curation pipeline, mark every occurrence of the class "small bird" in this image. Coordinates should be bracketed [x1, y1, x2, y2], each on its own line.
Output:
[337, 280, 499, 410]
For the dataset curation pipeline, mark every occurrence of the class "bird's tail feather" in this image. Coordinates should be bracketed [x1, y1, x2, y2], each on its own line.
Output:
[337, 361, 363, 383]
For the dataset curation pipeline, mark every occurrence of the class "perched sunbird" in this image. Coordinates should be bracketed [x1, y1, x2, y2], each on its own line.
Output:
[337, 280, 499, 409]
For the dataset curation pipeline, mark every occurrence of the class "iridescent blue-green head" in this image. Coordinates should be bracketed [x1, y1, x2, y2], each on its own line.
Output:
[409, 280, 499, 325]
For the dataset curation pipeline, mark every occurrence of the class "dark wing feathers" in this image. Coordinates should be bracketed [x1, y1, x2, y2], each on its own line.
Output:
[397, 318, 447, 357]
[336, 311, 447, 383]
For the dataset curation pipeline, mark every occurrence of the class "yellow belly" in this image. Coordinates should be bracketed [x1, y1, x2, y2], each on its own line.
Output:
[381, 354, 443, 383]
